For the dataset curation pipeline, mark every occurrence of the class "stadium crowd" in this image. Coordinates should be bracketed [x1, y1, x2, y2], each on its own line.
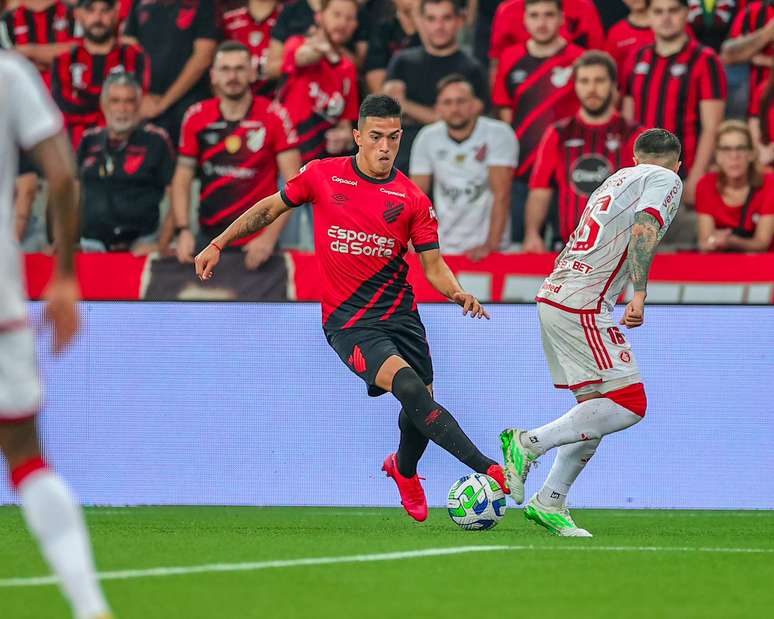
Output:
[4, 0, 774, 263]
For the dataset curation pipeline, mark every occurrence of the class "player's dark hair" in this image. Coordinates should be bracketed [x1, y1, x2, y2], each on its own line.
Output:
[634, 128, 682, 164]
[644, 0, 689, 8]
[216, 40, 250, 56]
[525, 0, 563, 9]
[358, 95, 402, 128]
[436, 73, 474, 97]
[574, 50, 617, 84]
[321, 0, 359, 11]
[420, 0, 463, 16]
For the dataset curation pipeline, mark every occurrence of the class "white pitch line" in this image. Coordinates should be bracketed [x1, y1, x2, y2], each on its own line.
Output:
[2, 544, 773, 589]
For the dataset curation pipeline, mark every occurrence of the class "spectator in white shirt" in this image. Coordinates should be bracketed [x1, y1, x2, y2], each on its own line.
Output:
[410, 74, 518, 259]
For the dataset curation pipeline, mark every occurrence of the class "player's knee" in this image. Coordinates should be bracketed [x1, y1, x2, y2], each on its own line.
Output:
[605, 383, 647, 418]
[391, 367, 433, 414]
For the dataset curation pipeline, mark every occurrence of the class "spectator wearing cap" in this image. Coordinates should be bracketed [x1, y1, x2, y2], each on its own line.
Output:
[0, 0, 80, 87]
[696, 120, 774, 253]
[78, 72, 176, 253]
[123, 0, 218, 145]
[51, 0, 150, 148]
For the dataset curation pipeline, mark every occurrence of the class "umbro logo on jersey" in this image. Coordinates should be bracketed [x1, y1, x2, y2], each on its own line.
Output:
[383, 201, 404, 223]
[332, 193, 350, 205]
[332, 176, 357, 186]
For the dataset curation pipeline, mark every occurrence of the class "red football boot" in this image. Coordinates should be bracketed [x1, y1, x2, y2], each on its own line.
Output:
[382, 453, 428, 522]
[486, 463, 511, 495]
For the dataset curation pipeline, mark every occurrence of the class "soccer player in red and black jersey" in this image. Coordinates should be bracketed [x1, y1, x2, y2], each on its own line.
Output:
[172, 41, 301, 268]
[721, 0, 774, 114]
[278, 0, 359, 165]
[488, 0, 603, 81]
[0, 0, 80, 87]
[51, 0, 149, 149]
[220, 0, 281, 97]
[492, 0, 583, 241]
[524, 51, 644, 252]
[193, 95, 510, 522]
[606, 0, 655, 77]
[623, 0, 726, 205]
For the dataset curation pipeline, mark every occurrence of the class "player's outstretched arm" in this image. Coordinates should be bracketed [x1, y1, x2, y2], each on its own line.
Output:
[194, 193, 290, 281]
[621, 211, 661, 329]
[418, 249, 490, 319]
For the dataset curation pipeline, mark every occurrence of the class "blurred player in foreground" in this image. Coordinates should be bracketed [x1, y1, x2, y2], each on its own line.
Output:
[501, 128, 683, 537]
[194, 94, 509, 522]
[0, 52, 114, 619]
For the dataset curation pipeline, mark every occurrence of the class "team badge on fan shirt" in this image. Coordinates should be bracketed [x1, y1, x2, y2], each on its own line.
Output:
[550, 66, 573, 88]
[247, 128, 266, 152]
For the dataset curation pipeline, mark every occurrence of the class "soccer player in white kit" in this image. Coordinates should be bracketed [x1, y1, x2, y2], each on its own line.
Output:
[0, 52, 114, 618]
[500, 128, 683, 537]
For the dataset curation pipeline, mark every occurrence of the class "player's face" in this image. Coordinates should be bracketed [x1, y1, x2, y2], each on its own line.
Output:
[79, 2, 117, 44]
[715, 130, 755, 181]
[319, 0, 358, 47]
[420, 2, 462, 51]
[524, 2, 563, 45]
[436, 82, 476, 131]
[353, 116, 403, 176]
[211, 51, 254, 101]
[649, 0, 688, 41]
[575, 65, 615, 117]
[102, 84, 140, 133]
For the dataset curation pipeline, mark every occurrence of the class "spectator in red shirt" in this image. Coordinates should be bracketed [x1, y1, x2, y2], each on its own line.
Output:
[721, 0, 774, 115]
[220, 0, 282, 97]
[750, 74, 774, 166]
[524, 50, 644, 252]
[623, 0, 726, 206]
[0, 0, 80, 87]
[696, 120, 774, 253]
[606, 0, 654, 77]
[488, 0, 603, 82]
[492, 0, 582, 241]
[277, 0, 360, 165]
[172, 41, 301, 266]
[51, 0, 150, 149]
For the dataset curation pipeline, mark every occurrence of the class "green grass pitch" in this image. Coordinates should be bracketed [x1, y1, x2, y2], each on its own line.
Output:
[2, 506, 773, 619]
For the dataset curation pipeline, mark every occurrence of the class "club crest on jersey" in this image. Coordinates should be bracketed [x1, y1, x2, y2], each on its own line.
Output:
[670, 64, 687, 77]
[70, 63, 87, 89]
[247, 128, 266, 152]
[550, 66, 573, 88]
[383, 201, 405, 223]
[225, 134, 242, 154]
[474, 143, 488, 162]
[249, 31, 264, 47]
[620, 351, 631, 363]
[634, 61, 650, 75]
[53, 17, 69, 32]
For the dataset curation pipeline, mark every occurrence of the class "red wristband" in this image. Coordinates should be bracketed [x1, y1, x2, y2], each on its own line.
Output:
[210, 241, 223, 253]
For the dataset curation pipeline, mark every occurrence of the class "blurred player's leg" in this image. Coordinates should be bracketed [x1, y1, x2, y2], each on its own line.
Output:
[1, 422, 112, 619]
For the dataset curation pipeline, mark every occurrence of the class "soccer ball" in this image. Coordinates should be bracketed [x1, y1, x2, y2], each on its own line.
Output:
[447, 473, 507, 530]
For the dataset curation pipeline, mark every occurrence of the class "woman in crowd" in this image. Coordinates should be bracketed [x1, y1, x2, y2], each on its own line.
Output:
[696, 120, 774, 253]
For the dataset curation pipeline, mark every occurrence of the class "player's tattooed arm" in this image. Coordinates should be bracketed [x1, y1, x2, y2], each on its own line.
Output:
[219, 194, 291, 245]
[627, 211, 661, 293]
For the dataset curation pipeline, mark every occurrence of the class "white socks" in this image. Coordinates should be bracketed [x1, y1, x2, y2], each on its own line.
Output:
[19, 469, 110, 619]
[538, 438, 600, 508]
[521, 397, 642, 457]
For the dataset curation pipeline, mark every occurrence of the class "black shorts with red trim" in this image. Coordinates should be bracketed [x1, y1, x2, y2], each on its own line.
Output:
[325, 311, 433, 397]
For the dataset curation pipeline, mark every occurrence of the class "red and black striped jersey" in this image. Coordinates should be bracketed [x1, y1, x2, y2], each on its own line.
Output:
[179, 96, 298, 245]
[278, 35, 359, 165]
[605, 19, 654, 78]
[280, 156, 439, 330]
[530, 112, 644, 242]
[492, 42, 583, 180]
[751, 80, 774, 144]
[728, 0, 773, 113]
[623, 39, 726, 174]
[51, 42, 150, 149]
[489, 0, 604, 60]
[220, 4, 281, 97]
[0, 0, 80, 87]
